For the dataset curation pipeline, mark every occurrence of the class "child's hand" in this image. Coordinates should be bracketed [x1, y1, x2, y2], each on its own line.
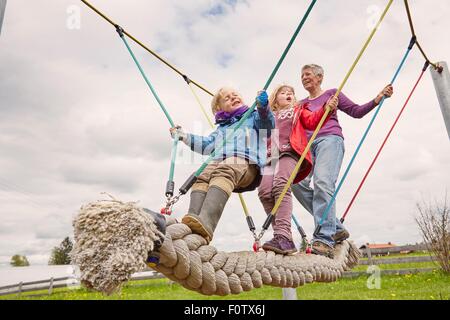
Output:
[256, 90, 269, 108]
[169, 125, 187, 141]
[325, 96, 338, 112]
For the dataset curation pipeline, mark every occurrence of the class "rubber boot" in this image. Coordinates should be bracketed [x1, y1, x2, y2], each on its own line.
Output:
[186, 190, 207, 216]
[182, 186, 229, 243]
[180, 190, 206, 234]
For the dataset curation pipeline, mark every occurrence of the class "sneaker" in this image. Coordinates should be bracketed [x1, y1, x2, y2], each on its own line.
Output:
[311, 241, 334, 258]
[332, 229, 350, 244]
[262, 234, 297, 255]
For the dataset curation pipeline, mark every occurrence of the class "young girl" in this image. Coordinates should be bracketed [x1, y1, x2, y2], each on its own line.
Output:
[170, 87, 275, 243]
[258, 84, 337, 254]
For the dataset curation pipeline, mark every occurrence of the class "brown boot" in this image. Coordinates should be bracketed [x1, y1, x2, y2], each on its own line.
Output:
[182, 186, 229, 243]
[311, 241, 334, 259]
[332, 229, 350, 244]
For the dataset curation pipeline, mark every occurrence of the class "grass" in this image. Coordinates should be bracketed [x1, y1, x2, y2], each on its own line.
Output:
[1, 252, 448, 300]
[1, 270, 449, 300]
[360, 251, 431, 260]
[351, 261, 439, 272]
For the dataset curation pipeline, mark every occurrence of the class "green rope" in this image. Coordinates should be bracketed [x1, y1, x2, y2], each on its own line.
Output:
[169, 135, 179, 182]
[116, 27, 178, 189]
[118, 28, 175, 128]
[194, 0, 317, 177]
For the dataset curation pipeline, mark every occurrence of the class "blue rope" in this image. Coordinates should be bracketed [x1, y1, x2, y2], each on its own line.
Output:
[317, 40, 415, 227]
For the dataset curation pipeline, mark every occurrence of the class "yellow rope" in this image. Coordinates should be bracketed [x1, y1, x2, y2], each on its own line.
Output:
[80, 0, 213, 96]
[188, 83, 215, 128]
[269, 0, 394, 217]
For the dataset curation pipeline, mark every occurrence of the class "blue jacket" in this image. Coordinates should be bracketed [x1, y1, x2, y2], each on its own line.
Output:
[185, 106, 275, 191]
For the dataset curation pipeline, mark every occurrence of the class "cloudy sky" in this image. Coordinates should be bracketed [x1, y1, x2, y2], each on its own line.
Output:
[0, 0, 449, 266]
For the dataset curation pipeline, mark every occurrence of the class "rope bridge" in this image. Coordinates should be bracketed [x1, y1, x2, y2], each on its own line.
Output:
[72, 199, 361, 296]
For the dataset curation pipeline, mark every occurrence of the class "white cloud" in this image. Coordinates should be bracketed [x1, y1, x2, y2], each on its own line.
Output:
[0, 0, 449, 265]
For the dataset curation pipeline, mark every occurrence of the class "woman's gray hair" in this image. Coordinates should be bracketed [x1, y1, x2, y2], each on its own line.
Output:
[302, 64, 324, 77]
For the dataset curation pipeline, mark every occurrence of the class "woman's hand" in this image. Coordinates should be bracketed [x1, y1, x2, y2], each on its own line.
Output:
[325, 96, 338, 112]
[374, 84, 394, 105]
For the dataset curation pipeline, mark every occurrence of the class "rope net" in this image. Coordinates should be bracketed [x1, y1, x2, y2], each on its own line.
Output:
[72, 199, 361, 296]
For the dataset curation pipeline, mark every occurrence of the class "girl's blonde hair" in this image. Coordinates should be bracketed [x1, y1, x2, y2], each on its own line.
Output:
[210, 87, 242, 114]
[269, 84, 296, 112]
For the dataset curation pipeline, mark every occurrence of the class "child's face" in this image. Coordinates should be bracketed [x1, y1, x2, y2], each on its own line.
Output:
[276, 87, 295, 109]
[219, 89, 244, 113]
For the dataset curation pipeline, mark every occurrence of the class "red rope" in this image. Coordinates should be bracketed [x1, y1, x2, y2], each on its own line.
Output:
[341, 62, 430, 222]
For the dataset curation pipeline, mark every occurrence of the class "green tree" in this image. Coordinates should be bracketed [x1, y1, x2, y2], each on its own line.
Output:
[48, 237, 73, 265]
[10, 254, 30, 267]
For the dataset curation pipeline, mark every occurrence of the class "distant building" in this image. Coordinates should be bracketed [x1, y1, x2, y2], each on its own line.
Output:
[359, 242, 396, 250]
[359, 242, 397, 256]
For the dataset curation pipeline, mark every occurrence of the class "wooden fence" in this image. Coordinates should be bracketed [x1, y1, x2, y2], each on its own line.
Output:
[0, 271, 164, 297]
[342, 243, 439, 278]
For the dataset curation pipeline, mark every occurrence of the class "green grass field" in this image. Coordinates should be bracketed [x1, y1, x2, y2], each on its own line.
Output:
[2, 269, 449, 300]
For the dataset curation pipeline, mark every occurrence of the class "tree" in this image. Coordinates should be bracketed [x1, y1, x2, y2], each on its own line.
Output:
[48, 237, 73, 265]
[415, 193, 450, 273]
[10, 254, 30, 267]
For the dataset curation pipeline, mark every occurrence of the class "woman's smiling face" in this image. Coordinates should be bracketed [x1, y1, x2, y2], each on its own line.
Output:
[301, 67, 323, 92]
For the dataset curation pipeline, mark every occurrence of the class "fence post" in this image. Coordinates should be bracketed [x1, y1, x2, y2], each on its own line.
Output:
[282, 288, 298, 300]
[366, 247, 373, 265]
[48, 277, 54, 295]
[17, 281, 23, 298]
[430, 61, 450, 140]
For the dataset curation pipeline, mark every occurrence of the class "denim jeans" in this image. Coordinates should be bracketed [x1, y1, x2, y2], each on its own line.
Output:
[291, 135, 346, 247]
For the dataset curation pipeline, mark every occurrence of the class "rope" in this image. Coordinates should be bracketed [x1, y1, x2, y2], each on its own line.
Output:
[117, 28, 180, 196]
[341, 61, 430, 221]
[82, 1, 256, 221]
[404, 0, 441, 72]
[318, 37, 416, 227]
[263, 0, 394, 236]
[187, 82, 215, 127]
[80, 0, 213, 96]
[72, 199, 361, 296]
[192, 0, 317, 179]
[118, 28, 175, 127]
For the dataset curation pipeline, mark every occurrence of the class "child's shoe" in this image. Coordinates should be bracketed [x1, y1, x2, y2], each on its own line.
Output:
[262, 234, 297, 255]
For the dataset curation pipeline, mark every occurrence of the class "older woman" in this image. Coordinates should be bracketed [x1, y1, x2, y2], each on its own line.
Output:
[292, 64, 393, 258]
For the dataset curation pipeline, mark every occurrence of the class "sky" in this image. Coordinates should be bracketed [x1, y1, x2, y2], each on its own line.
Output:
[0, 0, 449, 266]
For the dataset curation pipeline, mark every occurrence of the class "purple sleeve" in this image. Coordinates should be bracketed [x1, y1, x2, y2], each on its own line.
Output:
[337, 91, 376, 119]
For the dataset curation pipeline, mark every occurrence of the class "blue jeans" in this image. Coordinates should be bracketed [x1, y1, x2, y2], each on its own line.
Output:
[292, 135, 346, 247]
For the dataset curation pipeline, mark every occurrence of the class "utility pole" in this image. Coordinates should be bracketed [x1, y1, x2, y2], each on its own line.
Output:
[430, 61, 450, 140]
